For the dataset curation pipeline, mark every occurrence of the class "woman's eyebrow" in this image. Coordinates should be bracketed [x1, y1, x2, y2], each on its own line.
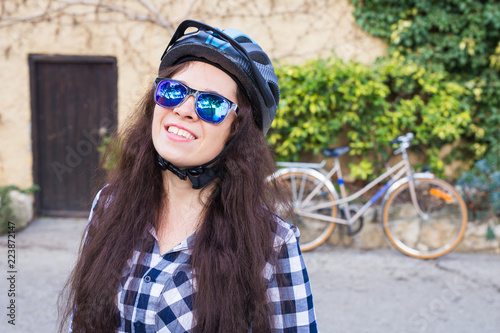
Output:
[202, 87, 221, 94]
[175, 79, 236, 99]
[176, 79, 216, 93]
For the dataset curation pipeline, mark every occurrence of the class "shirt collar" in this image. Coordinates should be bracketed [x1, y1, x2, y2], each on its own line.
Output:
[147, 223, 197, 254]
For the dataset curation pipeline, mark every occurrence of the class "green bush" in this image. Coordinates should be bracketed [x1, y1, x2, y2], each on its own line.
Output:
[0, 187, 15, 233]
[0, 185, 39, 234]
[350, 0, 500, 166]
[268, 55, 472, 179]
[268, 0, 499, 185]
[97, 133, 121, 172]
[456, 153, 500, 220]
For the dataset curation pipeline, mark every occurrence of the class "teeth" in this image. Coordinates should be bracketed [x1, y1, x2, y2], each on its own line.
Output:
[168, 126, 196, 140]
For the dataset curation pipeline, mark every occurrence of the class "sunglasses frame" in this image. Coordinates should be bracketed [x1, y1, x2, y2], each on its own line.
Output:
[160, 20, 275, 108]
[154, 78, 238, 125]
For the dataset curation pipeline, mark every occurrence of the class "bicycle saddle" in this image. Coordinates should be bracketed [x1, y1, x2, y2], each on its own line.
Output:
[321, 146, 350, 157]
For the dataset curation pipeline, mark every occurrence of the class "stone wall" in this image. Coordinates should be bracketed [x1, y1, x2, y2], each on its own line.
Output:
[327, 208, 500, 254]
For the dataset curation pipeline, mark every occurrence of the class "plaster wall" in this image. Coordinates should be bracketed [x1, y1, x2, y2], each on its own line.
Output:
[0, 0, 387, 188]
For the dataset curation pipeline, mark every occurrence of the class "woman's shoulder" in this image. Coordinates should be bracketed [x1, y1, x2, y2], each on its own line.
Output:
[88, 186, 107, 221]
[272, 216, 300, 249]
[84, 185, 111, 242]
[88, 184, 114, 217]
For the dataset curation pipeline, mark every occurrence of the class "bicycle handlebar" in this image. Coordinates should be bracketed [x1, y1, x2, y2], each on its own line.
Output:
[391, 133, 414, 156]
[390, 132, 414, 145]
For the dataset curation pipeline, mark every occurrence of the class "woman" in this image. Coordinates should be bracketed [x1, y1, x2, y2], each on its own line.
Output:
[60, 20, 317, 332]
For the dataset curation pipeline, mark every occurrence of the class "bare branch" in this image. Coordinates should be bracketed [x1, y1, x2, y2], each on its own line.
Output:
[58, 0, 173, 31]
[0, 3, 73, 28]
[0, 0, 377, 62]
[137, 0, 174, 34]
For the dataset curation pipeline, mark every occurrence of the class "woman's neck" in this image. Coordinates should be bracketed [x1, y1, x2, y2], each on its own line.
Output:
[156, 171, 211, 254]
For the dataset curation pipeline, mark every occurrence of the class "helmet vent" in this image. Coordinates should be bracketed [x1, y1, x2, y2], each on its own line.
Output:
[234, 36, 253, 44]
[268, 81, 280, 103]
[249, 51, 270, 65]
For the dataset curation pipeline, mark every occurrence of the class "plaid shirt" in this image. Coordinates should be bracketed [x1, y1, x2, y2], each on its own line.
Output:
[72, 191, 318, 332]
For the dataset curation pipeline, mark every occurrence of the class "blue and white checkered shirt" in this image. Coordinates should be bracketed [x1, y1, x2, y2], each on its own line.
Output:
[72, 191, 318, 332]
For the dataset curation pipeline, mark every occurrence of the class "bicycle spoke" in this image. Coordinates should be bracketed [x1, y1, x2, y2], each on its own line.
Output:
[382, 178, 467, 259]
[298, 173, 307, 204]
[290, 172, 297, 204]
[275, 171, 337, 251]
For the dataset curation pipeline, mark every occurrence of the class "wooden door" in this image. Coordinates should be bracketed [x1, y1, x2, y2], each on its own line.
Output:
[29, 55, 118, 217]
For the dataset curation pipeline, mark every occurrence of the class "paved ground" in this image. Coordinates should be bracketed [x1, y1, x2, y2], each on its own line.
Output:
[304, 245, 500, 332]
[0, 218, 499, 333]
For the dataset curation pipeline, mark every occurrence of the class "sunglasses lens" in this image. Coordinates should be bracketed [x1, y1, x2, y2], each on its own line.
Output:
[196, 93, 230, 124]
[155, 80, 187, 107]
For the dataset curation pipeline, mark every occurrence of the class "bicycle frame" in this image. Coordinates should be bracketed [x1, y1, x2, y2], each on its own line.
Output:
[276, 153, 426, 226]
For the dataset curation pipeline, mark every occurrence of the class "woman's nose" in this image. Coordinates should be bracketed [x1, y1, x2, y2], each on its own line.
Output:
[174, 95, 198, 121]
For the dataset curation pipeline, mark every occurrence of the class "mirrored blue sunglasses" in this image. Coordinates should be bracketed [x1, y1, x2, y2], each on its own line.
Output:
[154, 78, 238, 125]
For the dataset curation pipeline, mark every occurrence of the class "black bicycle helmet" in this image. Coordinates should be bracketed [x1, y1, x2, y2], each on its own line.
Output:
[158, 20, 280, 133]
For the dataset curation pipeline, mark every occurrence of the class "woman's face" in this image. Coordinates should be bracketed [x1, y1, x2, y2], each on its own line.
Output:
[152, 61, 238, 169]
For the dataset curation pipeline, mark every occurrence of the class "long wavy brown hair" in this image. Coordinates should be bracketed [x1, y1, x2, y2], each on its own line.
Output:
[59, 62, 289, 332]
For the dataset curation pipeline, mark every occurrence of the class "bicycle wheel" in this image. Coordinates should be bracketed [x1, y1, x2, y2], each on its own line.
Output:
[382, 178, 467, 259]
[275, 170, 337, 251]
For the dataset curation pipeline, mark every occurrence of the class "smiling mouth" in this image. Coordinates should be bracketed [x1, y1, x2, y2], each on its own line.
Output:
[167, 126, 196, 140]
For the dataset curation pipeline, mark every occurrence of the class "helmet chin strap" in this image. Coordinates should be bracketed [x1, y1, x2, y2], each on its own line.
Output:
[157, 121, 246, 189]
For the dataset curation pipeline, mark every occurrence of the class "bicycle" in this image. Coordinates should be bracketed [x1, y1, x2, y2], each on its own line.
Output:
[270, 133, 468, 259]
